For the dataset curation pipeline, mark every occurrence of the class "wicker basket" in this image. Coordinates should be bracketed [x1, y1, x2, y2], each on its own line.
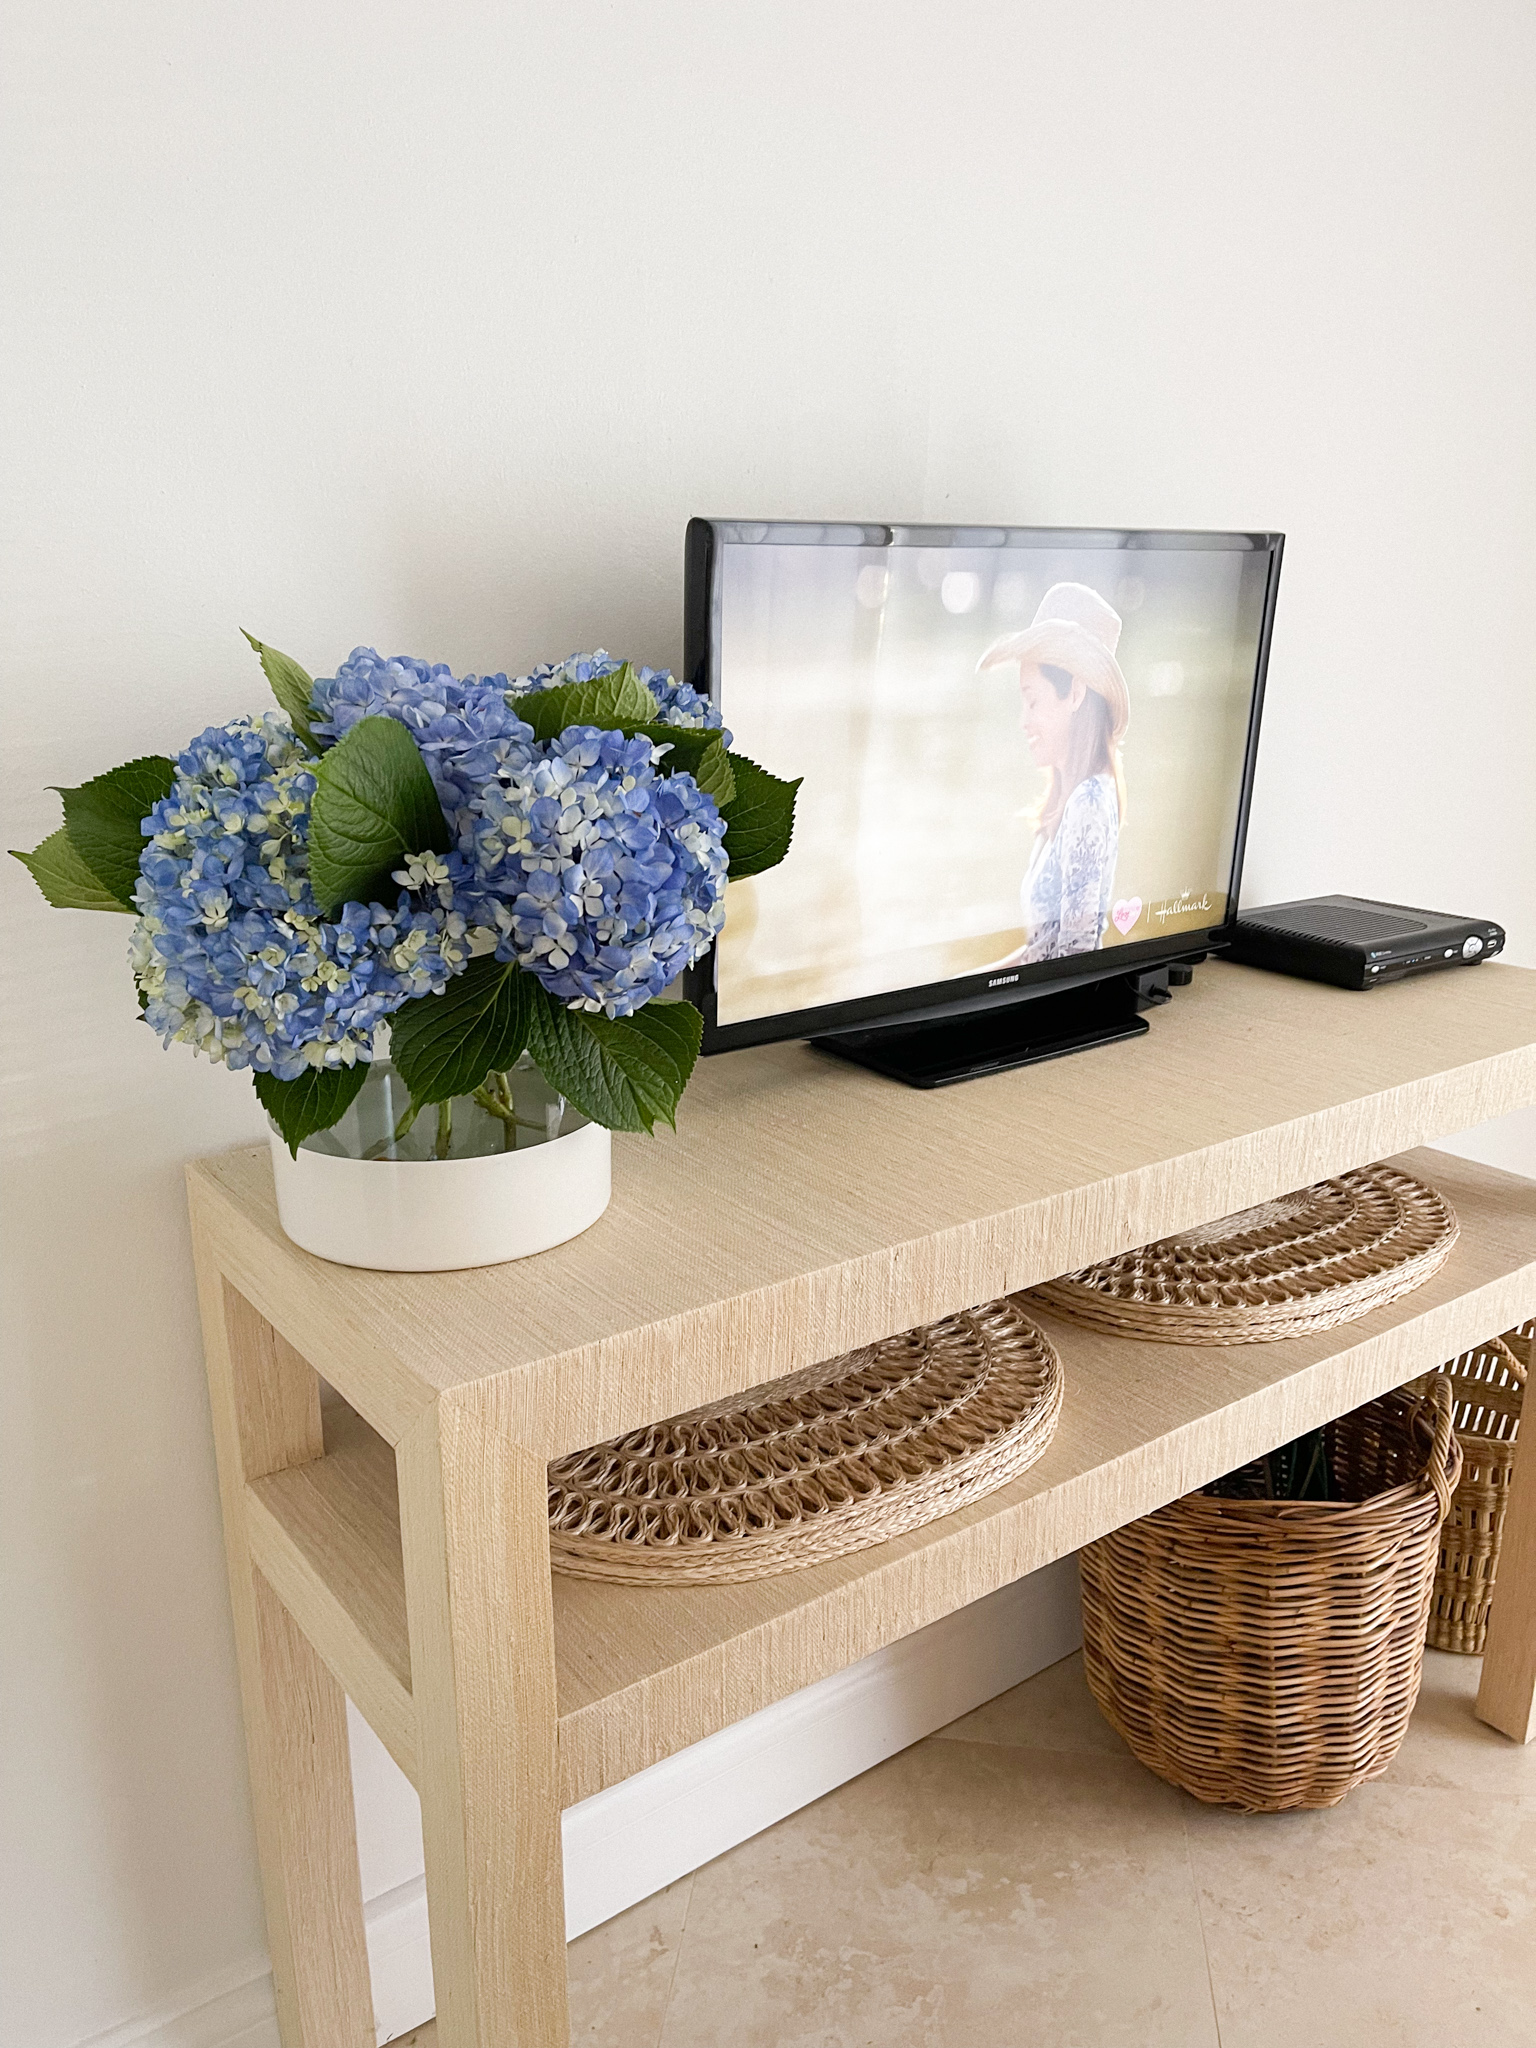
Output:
[1079, 1377, 1461, 1811]
[1032, 1162, 1458, 1344]
[1420, 1328, 1527, 1654]
[547, 1294, 1063, 1584]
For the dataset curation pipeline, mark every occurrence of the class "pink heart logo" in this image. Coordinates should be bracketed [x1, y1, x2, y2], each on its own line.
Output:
[1112, 897, 1142, 936]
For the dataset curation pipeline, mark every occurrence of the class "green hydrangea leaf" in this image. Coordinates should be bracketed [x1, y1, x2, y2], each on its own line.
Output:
[308, 715, 451, 917]
[517, 663, 660, 742]
[633, 724, 737, 807]
[10, 827, 134, 912]
[55, 755, 177, 909]
[516, 686, 575, 743]
[719, 754, 801, 880]
[691, 735, 737, 808]
[612, 999, 704, 1119]
[527, 992, 702, 1133]
[242, 631, 316, 741]
[388, 957, 539, 1106]
[254, 1061, 371, 1158]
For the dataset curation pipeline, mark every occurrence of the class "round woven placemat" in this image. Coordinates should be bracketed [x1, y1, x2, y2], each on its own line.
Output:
[1030, 1162, 1458, 1344]
[547, 1295, 1063, 1583]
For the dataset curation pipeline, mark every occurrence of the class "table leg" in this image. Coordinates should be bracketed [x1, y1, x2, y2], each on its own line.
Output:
[398, 1386, 568, 2048]
[1478, 1377, 1536, 1742]
[191, 1238, 374, 2046]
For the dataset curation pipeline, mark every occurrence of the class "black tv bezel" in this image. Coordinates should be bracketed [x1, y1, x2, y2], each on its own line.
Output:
[684, 518, 1284, 1056]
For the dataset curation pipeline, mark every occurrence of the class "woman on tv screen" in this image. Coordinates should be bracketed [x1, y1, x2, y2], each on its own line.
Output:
[981, 582, 1130, 964]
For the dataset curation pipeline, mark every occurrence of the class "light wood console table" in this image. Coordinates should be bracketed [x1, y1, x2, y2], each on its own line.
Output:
[188, 962, 1536, 2048]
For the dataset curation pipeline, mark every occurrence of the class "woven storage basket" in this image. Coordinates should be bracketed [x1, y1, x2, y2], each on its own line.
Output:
[1032, 1161, 1457, 1344]
[1419, 1328, 1527, 1654]
[1079, 1377, 1461, 1812]
[547, 1294, 1063, 1584]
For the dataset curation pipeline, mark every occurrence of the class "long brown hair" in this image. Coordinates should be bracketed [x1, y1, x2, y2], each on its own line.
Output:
[1036, 664, 1121, 839]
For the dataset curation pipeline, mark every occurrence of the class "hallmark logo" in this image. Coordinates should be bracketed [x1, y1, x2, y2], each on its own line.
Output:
[988, 973, 1020, 987]
[1153, 891, 1213, 925]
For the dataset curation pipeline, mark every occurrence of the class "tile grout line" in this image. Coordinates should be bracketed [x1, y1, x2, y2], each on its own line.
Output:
[653, 1870, 697, 2048]
[1182, 1807, 1225, 2048]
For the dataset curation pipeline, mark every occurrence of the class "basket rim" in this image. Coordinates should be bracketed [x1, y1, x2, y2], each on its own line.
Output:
[1184, 1379, 1462, 1527]
[1408, 1336, 1524, 1450]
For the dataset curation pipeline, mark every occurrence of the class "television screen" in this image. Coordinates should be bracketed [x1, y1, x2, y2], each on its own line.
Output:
[689, 523, 1280, 1045]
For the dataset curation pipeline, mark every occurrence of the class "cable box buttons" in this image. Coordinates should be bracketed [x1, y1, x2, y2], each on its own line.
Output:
[1226, 894, 1506, 990]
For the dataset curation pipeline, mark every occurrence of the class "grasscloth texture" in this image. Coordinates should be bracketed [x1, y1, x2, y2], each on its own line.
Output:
[1080, 1379, 1461, 1812]
[201, 1146, 1536, 1818]
[1420, 1324, 1528, 1654]
[1032, 1162, 1458, 1344]
[187, 1267, 373, 2048]
[189, 965, 1536, 1454]
[182, 964, 1536, 2048]
[547, 1296, 1063, 1582]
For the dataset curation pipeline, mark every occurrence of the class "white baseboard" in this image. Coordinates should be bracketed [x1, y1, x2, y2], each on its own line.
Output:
[75, 1960, 281, 2048]
[82, 1557, 1082, 2048]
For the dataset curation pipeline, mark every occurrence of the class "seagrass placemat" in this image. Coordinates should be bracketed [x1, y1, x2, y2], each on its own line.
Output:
[547, 1294, 1063, 1583]
[1030, 1161, 1457, 1344]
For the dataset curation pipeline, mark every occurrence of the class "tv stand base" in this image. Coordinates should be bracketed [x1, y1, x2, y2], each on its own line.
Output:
[809, 971, 1166, 1088]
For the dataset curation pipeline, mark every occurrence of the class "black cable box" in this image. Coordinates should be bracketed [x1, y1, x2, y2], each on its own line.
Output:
[1227, 895, 1505, 990]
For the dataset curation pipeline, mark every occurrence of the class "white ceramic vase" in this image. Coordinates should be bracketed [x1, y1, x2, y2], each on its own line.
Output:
[266, 1057, 612, 1271]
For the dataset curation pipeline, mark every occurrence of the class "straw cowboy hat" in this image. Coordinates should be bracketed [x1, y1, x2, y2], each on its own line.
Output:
[978, 582, 1130, 742]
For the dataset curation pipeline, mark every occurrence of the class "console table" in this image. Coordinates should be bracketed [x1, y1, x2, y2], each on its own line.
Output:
[187, 962, 1536, 2048]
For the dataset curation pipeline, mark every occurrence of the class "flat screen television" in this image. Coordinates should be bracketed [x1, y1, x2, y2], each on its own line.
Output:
[684, 520, 1283, 1085]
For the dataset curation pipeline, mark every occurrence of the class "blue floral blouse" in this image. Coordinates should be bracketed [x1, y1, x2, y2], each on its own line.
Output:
[1020, 772, 1120, 962]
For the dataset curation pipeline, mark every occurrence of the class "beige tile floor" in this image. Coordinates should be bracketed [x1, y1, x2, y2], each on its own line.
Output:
[395, 1648, 1536, 2048]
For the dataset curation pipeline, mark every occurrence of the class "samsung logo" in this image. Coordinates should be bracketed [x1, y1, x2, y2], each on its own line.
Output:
[988, 973, 1020, 987]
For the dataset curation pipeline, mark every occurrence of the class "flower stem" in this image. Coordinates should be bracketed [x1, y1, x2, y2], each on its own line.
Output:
[472, 1081, 514, 1152]
[473, 1069, 546, 1153]
[435, 1098, 453, 1160]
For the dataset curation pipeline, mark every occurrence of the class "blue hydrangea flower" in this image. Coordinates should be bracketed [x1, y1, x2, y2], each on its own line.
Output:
[453, 724, 728, 1015]
[510, 649, 732, 747]
[513, 650, 620, 692]
[309, 647, 536, 828]
[133, 645, 736, 1085]
[129, 712, 471, 1080]
[637, 665, 728, 737]
[320, 650, 732, 1018]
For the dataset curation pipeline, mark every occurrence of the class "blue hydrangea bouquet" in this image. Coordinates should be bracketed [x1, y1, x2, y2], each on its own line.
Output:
[13, 637, 798, 1155]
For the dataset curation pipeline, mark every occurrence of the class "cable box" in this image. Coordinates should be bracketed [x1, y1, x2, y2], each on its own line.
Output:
[1227, 895, 1505, 990]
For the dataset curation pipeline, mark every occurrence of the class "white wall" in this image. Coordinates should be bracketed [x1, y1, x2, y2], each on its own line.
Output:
[3, 5, 1533, 2044]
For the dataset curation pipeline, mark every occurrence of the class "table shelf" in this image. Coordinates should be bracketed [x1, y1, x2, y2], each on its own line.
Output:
[239, 1145, 1536, 1810]
[246, 1411, 414, 1780]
